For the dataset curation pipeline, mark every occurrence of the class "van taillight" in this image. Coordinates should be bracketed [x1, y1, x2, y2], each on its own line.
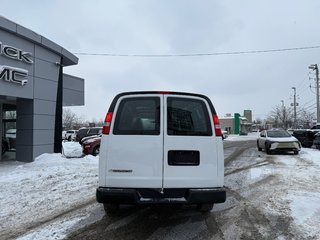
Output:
[102, 112, 113, 135]
[213, 114, 222, 137]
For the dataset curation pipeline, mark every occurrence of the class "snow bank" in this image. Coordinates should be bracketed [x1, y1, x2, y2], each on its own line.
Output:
[62, 141, 83, 158]
[0, 142, 98, 239]
[224, 132, 260, 141]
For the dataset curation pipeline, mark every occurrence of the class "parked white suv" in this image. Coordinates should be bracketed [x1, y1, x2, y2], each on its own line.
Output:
[97, 91, 226, 213]
[65, 130, 77, 141]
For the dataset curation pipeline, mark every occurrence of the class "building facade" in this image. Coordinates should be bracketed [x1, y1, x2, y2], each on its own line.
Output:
[220, 111, 253, 134]
[0, 16, 84, 162]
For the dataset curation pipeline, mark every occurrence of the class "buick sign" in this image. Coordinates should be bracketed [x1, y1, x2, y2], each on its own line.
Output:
[0, 42, 33, 64]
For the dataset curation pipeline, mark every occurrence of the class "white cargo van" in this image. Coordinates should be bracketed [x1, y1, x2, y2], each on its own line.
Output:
[97, 91, 226, 213]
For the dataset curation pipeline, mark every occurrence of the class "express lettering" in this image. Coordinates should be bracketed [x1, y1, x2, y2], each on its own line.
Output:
[0, 42, 33, 64]
[0, 65, 28, 86]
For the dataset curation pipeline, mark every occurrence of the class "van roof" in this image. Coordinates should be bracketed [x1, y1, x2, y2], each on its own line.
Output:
[108, 91, 217, 114]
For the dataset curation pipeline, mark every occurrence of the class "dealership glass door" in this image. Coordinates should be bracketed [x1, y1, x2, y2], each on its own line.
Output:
[2, 104, 16, 161]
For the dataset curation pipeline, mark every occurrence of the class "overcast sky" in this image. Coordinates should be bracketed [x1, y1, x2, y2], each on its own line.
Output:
[1, 0, 320, 122]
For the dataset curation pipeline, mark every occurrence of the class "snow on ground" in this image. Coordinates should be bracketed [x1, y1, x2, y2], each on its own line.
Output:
[0, 142, 99, 240]
[224, 132, 260, 141]
[61, 141, 84, 158]
[0, 138, 320, 239]
[289, 191, 320, 226]
[224, 134, 320, 238]
[232, 146, 320, 239]
[285, 148, 320, 238]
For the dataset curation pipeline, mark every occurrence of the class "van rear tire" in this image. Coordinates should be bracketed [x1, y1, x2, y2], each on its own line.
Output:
[197, 203, 213, 212]
[103, 203, 119, 214]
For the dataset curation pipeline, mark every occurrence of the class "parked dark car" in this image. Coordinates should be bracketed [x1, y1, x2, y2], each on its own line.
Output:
[80, 134, 102, 145]
[2, 137, 8, 155]
[313, 132, 320, 150]
[311, 124, 320, 130]
[82, 135, 101, 156]
[239, 131, 248, 136]
[292, 130, 315, 148]
[76, 127, 102, 142]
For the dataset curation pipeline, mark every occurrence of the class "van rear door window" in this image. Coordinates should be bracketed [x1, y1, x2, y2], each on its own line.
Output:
[113, 97, 160, 135]
[167, 97, 212, 136]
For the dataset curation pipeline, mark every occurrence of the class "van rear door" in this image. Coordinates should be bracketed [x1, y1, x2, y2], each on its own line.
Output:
[163, 94, 223, 188]
[104, 94, 163, 188]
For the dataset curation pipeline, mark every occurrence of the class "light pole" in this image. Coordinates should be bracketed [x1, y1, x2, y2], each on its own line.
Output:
[292, 87, 297, 128]
[309, 64, 320, 123]
[281, 100, 285, 128]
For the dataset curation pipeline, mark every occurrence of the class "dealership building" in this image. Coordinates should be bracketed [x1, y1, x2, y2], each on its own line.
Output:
[0, 16, 84, 162]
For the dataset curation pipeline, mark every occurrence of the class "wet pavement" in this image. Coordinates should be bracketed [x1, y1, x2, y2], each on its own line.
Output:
[66, 140, 298, 240]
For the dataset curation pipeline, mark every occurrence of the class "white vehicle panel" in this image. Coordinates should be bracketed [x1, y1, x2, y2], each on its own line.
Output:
[163, 95, 223, 188]
[101, 94, 163, 188]
[99, 92, 224, 190]
[163, 137, 221, 188]
[104, 135, 163, 188]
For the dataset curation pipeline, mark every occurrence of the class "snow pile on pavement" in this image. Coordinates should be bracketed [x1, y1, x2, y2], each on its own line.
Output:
[224, 132, 260, 141]
[0, 142, 98, 240]
[62, 141, 84, 158]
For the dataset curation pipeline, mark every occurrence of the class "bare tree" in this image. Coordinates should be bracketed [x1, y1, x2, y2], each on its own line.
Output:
[63, 108, 84, 130]
[269, 104, 293, 129]
[296, 108, 315, 129]
[254, 118, 262, 124]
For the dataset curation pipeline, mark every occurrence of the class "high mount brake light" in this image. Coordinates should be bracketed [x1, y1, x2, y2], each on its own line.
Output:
[102, 112, 113, 134]
[157, 91, 170, 94]
[213, 114, 222, 137]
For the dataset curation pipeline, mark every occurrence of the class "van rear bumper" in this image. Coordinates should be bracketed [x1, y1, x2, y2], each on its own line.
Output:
[96, 187, 226, 205]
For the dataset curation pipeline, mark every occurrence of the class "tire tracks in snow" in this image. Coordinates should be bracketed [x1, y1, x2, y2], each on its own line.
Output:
[225, 179, 294, 239]
[223, 143, 295, 239]
[3, 198, 96, 240]
[224, 140, 256, 166]
[225, 160, 270, 176]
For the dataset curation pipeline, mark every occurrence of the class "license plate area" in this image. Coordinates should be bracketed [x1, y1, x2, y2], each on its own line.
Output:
[278, 142, 294, 148]
[168, 150, 200, 166]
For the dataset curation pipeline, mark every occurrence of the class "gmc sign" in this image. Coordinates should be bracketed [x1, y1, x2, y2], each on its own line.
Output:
[0, 65, 28, 86]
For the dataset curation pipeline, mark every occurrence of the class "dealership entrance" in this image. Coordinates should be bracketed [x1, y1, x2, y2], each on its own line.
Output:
[0, 100, 17, 161]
